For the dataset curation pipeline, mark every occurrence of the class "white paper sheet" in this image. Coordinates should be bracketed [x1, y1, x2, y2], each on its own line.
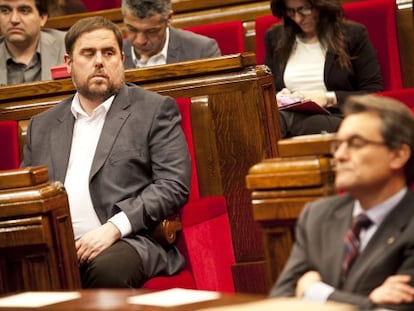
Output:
[0, 292, 81, 308]
[127, 288, 221, 307]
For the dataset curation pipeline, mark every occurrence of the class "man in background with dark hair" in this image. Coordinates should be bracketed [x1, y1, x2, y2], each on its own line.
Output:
[121, 0, 221, 68]
[0, 0, 66, 85]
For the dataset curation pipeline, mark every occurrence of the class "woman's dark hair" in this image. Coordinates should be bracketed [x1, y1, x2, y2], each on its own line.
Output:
[270, 0, 351, 72]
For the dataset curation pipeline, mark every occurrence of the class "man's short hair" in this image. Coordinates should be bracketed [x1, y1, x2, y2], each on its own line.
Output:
[65, 16, 124, 56]
[35, 0, 48, 16]
[121, 0, 171, 21]
[344, 94, 414, 184]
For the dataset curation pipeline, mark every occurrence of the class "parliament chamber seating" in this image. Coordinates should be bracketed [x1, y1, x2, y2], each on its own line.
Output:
[0, 98, 235, 293]
[254, 0, 403, 91]
[0, 53, 281, 294]
[142, 98, 235, 292]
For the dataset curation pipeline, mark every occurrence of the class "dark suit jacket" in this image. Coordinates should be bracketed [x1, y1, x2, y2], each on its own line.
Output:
[22, 84, 191, 279]
[264, 21, 383, 109]
[123, 26, 221, 69]
[270, 191, 414, 310]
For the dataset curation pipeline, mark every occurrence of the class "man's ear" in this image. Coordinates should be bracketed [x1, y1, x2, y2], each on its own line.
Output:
[167, 10, 173, 25]
[390, 143, 411, 170]
[39, 14, 48, 27]
[64, 54, 72, 74]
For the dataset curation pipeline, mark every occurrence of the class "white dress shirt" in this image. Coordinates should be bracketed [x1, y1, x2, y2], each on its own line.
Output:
[64, 94, 132, 239]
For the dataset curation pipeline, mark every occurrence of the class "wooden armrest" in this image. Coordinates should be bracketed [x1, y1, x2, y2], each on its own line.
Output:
[0, 166, 48, 189]
[150, 217, 182, 246]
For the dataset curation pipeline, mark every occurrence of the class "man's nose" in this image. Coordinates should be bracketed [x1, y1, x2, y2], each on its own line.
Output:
[94, 52, 104, 67]
[133, 32, 148, 45]
[10, 10, 21, 23]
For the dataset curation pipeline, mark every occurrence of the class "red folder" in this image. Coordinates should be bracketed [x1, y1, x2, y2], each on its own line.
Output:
[279, 100, 331, 115]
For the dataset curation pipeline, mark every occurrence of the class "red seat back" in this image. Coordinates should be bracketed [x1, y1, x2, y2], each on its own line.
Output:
[343, 0, 402, 91]
[185, 20, 245, 55]
[255, 15, 280, 65]
[377, 88, 414, 113]
[0, 120, 20, 170]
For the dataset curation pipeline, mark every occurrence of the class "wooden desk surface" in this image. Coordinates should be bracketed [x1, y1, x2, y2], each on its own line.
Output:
[0, 289, 265, 311]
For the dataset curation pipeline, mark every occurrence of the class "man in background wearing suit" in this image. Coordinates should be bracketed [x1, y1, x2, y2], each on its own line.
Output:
[22, 16, 191, 288]
[121, 0, 221, 69]
[0, 0, 66, 85]
[270, 94, 414, 310]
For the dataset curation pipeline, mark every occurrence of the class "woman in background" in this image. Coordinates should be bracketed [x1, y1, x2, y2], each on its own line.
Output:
[265, 0, 383, 137]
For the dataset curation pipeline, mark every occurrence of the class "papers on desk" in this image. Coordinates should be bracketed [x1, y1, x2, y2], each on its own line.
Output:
[0, 292, 81, 308]
[127, 288, 221, 307]
[198, 297, 357, 311]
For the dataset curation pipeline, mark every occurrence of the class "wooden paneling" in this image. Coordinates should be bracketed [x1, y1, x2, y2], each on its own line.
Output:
[0, 166, 81, 294]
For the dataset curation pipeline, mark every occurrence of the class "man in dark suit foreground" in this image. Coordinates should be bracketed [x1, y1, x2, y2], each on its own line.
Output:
[270, 94, 414, 310]
[22, 16, 191, 288]
[121, 0, 221, 69]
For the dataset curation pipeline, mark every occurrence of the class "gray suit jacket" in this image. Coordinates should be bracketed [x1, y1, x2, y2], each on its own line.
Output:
[0, 28, 66, 85]
[270, 191, 414, 310]
[123, 26, 221, 69]
[22, 84, 191, 278]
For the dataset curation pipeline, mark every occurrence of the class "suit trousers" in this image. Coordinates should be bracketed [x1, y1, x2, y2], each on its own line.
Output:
[279, 110, 343, 138]
[80, 240, 145, 288]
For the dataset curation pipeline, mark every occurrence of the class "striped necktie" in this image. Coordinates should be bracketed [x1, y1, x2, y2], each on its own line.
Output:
[341, 213, 373, 282]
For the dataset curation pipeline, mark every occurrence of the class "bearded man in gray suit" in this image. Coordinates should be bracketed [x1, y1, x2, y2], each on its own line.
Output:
[270, 94, 414, 311]
[121, 0, 221, 69]
[0, 0, 66, 85]
[22, 16, 191, 288]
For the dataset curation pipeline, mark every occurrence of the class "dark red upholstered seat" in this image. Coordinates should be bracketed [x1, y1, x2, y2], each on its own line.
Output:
[0, 120, 20, 170]
[141, 97, 235, 292]
[184, 20, 245, 55]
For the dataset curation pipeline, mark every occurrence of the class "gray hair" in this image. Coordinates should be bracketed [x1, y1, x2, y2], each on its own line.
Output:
[121, 0, 171, 20]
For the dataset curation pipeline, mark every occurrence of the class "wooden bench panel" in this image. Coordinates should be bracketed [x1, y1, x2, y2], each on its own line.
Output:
[246, 134, 336, 290]
[0, 166, 81, 294]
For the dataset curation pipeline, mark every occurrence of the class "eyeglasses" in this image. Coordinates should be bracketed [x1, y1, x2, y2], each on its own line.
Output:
[285, 5, 313, 18]
[331, 135, 387, 153]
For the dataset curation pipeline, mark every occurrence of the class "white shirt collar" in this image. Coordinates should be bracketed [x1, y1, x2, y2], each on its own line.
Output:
[353, 187, 408, 226]
[70, 93, 115, 119]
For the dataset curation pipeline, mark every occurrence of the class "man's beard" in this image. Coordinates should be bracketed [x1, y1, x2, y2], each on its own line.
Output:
[74, 75, 124, 102]
[76, 81, 122, 102]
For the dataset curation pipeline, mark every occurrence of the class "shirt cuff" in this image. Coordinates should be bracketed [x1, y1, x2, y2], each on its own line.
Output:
[302, 281, 335, 303]
[108, 212, 132, 237]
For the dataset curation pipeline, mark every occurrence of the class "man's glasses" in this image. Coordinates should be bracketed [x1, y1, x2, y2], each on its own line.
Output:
[331, 135, 387, 153]
[285, 5, 313, 18]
